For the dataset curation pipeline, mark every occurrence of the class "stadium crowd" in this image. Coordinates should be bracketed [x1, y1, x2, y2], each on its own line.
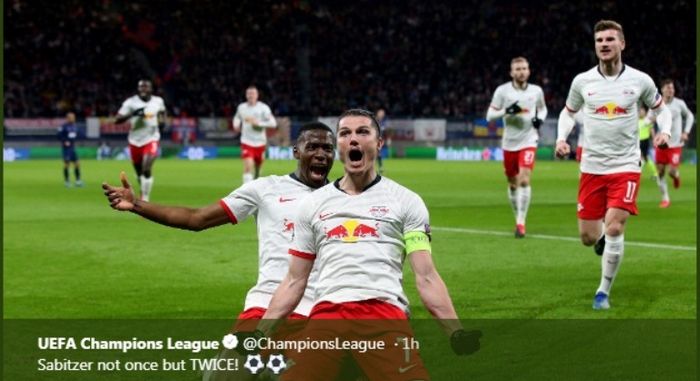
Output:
[4, 0, 695, 119]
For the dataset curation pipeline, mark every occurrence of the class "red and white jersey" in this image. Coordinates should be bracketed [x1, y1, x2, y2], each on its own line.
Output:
[219, 174, 320, 316]
[489, 82, 547, 150]
[289, 176, 431, 314]
[233, 101, 277, 147]
[118, 95, 166, 147]
[664, 97, 694, 148]
[565, 65, 662, 174]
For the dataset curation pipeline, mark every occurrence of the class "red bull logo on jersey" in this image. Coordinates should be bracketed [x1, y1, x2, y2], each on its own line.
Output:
[593, 102, 628, 118]
[324, 219, 380, 243]
[282, 218, 295, 240]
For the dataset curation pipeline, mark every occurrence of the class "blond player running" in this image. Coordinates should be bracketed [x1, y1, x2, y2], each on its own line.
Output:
[555, 20, 672, 310]
[487, 57, 548, 238]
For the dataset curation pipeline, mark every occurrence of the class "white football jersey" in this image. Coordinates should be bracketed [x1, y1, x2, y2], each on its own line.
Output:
[289, 176, 431, 314]
[118, 95, 166, 147]
[233, 102, 277, 147]
[664, 97, 694, 148]
[489, 82, 547, 151]
[219, 174, 321, 316]
[565, 65, 662, 174]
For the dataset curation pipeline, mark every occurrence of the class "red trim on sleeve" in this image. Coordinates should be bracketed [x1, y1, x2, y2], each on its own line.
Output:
[565, 105, 578, 113]
[489, 105, 502, 110]
[650, 97, 663, 110]
[218, 199, 238, 224]
[289, 248, 315, 260]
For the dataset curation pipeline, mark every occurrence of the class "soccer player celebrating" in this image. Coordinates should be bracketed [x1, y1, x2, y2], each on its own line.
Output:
[486, 57, 548, 238]
[115, 79, 167, 202]
[654, 79, 694, 208]
[261, 109, 480, 380]
[555, 20, 672, 310]
[102, 122, 335, 321]
[58, 112, 83, 187]
[232, 85, 278, 184]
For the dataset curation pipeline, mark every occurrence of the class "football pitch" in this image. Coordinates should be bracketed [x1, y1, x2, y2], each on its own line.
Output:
[3, 158, 696, 319]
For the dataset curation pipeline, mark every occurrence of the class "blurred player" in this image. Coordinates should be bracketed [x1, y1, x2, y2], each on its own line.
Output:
[654, 79, 694, 208]
[115, 79, 167, 201]
[102, 122, 335, 322]
[555, 20, 672, 310]
[232, 85, 277, 183]
[486, 57, 548, 238]
[97, 140, 112, 160]
[261, 109, 481, 380]
[375, 108, 388, 174]
[637, 105, 658, 180]
[57, 111, 83, 187]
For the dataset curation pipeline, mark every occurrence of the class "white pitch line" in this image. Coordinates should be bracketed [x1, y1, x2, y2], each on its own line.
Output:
[432, 226, 697, 252]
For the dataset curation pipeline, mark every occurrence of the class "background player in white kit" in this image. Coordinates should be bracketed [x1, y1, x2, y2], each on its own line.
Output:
[653, 79, 694, 208]
[115, 80, 166, 202]
[101, 122, 335, 320]
[233, 85, 278, 184]
[261, 109, 481, 380]
[555, 20, 672, 310]
[487, 57, 548, 238]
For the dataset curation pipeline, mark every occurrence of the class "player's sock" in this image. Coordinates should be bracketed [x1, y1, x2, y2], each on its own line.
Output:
[657, 176, 670, 202]
[516, 185, 531, 226]
[63, 168, 69, 183]
[508, 187, 517, 217]
[670, 170, 680, 189]
[140, 175, 153, 202]
[74, 168, 81, 181]
[596, 234, 624, 296]
[243, 173, 253, 184]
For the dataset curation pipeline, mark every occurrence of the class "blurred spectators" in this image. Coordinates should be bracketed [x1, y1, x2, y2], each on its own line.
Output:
[4, 0, 695, 118]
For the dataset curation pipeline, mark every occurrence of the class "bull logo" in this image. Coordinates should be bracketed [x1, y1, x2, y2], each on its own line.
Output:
[324, 219, 380, 243]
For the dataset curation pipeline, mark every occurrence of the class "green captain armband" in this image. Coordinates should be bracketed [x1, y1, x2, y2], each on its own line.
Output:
[404, 231, 431, 254]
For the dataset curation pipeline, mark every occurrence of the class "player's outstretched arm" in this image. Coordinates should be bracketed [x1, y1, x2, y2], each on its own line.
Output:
[101, 171, 230, 231]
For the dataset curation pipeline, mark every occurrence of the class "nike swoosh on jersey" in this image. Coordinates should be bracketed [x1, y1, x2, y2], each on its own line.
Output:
[398, 364, 418, 373]
[279, 197, 296, 203]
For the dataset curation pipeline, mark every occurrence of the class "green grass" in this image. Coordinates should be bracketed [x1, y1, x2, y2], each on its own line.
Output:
[3, 158, 696, 319]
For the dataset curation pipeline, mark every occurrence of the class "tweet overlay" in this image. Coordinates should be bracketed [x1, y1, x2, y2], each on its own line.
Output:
[3, 319, 695, 380]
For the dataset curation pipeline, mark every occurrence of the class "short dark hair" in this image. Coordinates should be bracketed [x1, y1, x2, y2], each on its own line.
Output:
[296, 122, 335, 145]
[660, 79, 674, 88]
[337, 108, 381, 135]
[594, 20, 624, 41]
